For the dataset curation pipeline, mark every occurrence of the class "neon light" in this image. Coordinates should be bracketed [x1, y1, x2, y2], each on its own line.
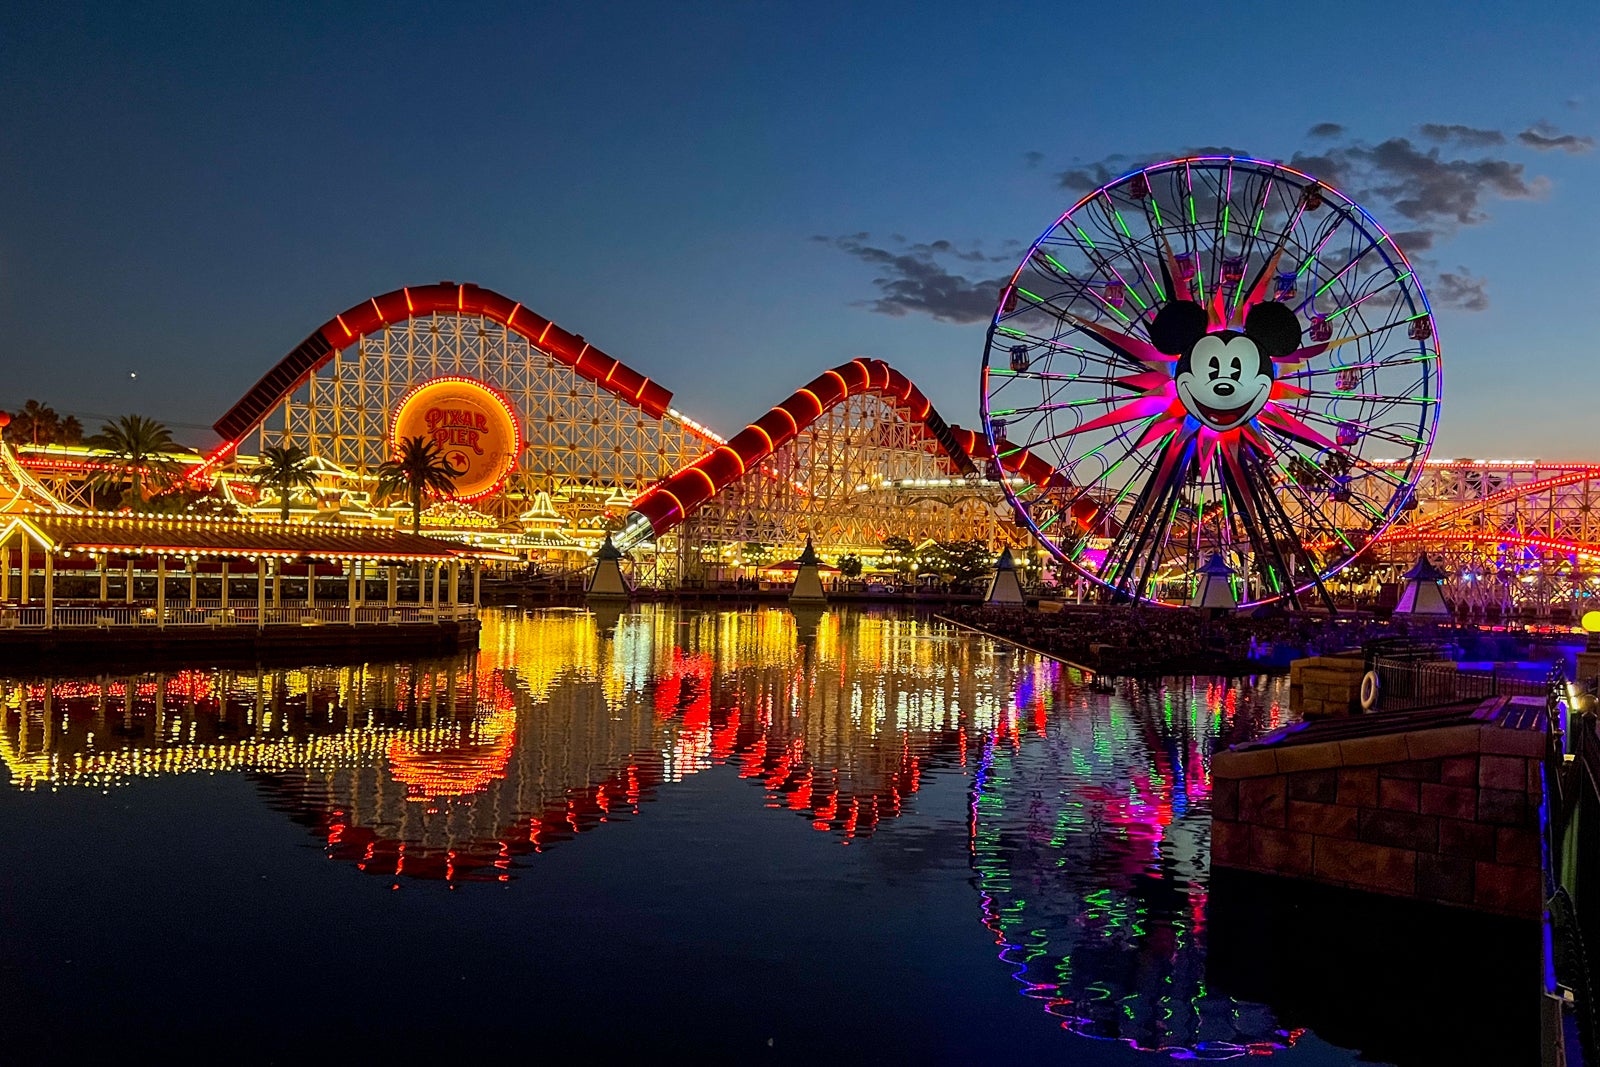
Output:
[714, 445, 746, 476]
[772, 407, 798, 434]
[825, 369, 849, 397]
[797, 388, 824, 417]
[403, 288, 414, 314]
[749, 424, 774, 452]
[370, 298, 385, 324]
[506, 303, 521, 327]
[657, 489, 684, 518]
[336, 314, 353, 339]
[635, 378, 650, 401]
[537, 322, 553, 345]
[685, 467, 717, 497]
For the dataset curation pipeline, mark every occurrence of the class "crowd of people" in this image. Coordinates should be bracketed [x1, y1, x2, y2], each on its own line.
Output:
[941, 604, 1479, 676]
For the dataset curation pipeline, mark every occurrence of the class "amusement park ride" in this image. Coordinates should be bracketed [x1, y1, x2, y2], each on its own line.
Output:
[5, 157, 1599, 614]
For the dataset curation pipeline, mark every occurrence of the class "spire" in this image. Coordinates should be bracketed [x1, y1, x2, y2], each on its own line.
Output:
[796, 536, 819, 567]
[994, 546, 1016, 571]
[597, 533, 623, 561]
[1400, 553, 1447, 582]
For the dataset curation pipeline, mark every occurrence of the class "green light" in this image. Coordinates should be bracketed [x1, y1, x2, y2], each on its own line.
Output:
[1073, 226, 1097, 251]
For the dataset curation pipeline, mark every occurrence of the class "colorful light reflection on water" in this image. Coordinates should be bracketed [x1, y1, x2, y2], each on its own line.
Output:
[0, 605, 1330, 1061]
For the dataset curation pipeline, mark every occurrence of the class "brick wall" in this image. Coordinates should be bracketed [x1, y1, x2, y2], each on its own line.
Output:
[1211, 719, 1546, 919]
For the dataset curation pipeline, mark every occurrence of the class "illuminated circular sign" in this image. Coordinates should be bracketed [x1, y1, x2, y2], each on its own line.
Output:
[390, 376, 521, 501]
[1583, 610, 1600, 634]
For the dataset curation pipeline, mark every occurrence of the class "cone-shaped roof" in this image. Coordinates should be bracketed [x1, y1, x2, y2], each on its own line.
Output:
[796, 536, 819, 567]
[994, 546, 1016, 571]
[1197, 552, 1234, 577]
[1401, 553, 1447, 582]
[596, 533, 623, 561]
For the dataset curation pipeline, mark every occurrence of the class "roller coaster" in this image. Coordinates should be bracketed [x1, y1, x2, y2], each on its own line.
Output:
[8, 281, 1600, 613]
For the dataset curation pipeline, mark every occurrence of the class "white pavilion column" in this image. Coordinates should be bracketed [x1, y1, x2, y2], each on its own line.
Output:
[43, 553, 54, 628]
[431, 563, 441, 611]
[99, 555, 108, 601]
[124, 559, 134, 604]
[19, 544, 29, 605]
[347, 564, 357, 624]
[257, 558, 267, 627]
[189, 561, 198, 608]
[387, 566, 397, 608]
[1, 545, 9, 602]
[448, 562, 459, 608]
[416, 564, 426, 607]
[220, 562, 230, 610]
[272, 561, 282, 608]
[156, 556, 167, 629]
[306, 565, 316, 608]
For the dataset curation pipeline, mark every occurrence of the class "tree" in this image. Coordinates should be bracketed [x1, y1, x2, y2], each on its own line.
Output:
[837, 553, 863, 578]
[881, 536, 916, 578]
[86, 414, 183, 510]
[740, 542, 773, 569]
[375, 435, 458, 532]
[8, 400, 82, 447]
[916, 540, 994, 586]
[253, 444, 319, 521]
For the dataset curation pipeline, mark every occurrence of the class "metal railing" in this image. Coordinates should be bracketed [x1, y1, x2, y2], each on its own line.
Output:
[0, 603, 477, 630]
[1370, 654, 1552, 712]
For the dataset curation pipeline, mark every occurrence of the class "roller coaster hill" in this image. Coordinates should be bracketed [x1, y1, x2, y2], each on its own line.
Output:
[10, 281, 1600, 616]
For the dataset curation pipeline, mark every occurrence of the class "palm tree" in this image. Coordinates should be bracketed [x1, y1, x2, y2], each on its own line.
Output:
[375, 435, 458, 532]
[252, 444, 319, 521]
[9, 400, 81, 446]
[86, 415, 183, 510]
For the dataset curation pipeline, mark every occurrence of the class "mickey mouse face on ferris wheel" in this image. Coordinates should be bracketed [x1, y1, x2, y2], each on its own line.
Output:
[1150, 300, 1302, 433]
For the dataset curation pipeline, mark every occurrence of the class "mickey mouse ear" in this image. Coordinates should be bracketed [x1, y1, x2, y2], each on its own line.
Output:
[1148, 301, 1208, 356]
[1244, 301, 1303, 357]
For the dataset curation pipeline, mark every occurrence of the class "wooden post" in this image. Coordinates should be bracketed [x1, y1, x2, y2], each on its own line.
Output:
[1, 545, 9, 602]
[431, 562, 441, 611]
[43, 552, 53, 629]
[220, 562, 230, 610]
[472, 562, 481, 606]
[156, 556, 166, 629]
[19, 543, 29, 605]
[124, 559, 134, 604]
[417, 563, 426, 606]
[306, 564, 315, 608]
[257, 558, 266, 628]
[347, 563, 357, 624]
[189, 561, 198, 608]
[387, 566, 397, 608]
[272, 561, 281, 608]
[99, 555, 108, 602]
[448, 561, 459, 607]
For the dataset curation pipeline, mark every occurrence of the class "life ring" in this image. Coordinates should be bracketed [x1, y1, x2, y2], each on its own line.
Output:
[1359, 671, 1380, 711]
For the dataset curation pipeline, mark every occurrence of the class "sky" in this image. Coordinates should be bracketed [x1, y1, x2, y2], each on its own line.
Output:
[2, 0, 1597, 459]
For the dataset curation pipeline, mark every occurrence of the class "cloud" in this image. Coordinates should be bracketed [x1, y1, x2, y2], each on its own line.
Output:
[1433, 268, 1490, 312]
[817, 234, 1014, 324]
[1417, 124, 1506, 147]
[830, 118, 1576, 323]
[1517, 121, 1595, 153]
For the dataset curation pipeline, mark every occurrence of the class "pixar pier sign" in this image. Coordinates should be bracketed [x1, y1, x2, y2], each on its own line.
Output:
[390, 376, 522, 501]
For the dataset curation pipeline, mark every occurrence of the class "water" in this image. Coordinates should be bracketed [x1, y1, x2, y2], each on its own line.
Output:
[0, 605, 1397, 1062]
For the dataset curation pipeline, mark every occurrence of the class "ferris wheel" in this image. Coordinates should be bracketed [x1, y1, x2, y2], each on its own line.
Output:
[981, 156, 1442, 606]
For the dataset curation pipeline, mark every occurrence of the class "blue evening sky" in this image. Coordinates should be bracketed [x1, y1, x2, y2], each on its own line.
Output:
[2, 1, 1596, 458]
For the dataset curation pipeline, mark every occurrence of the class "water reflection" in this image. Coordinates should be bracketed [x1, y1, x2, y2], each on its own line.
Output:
[0, 605, 1310, 1060]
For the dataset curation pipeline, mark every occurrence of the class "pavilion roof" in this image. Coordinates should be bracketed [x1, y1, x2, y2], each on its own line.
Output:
[0, 511, 516, 563]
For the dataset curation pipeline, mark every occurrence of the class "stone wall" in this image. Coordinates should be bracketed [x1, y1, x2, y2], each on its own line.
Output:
[1287, 654, 1365, 718]
[1211, 709, 1547, 919]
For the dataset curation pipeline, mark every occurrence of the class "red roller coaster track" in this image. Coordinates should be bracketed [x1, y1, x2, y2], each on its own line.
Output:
[202, 283, 1079, 531]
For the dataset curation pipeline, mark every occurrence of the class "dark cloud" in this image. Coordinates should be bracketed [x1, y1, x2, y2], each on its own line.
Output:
[1056, 145, 1244, 193]
[1433, 268, 1489, 312]
[1517, 121, 1595, 153]
[1288, 137, 1544, 228]
[1308, 123, 1345, 138]
[1417, 124, 1506, 147]
[819, 234, 1013, 324]
[1022, 150, 1043, 169]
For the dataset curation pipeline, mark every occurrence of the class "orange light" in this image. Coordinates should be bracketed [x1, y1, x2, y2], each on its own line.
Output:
[797, 388, 824, 417]
[772, 407, 798, 434]
[686, 466, 717, 497]
[749, 424, 774, 452]
[370, 298, 386, 324]
[574, 343, 591, 372]
[657, 489, 685, 518]
[506, 302, 522, 327]
[537, 322, 553, 345]
[457, 284, 465, 310]
[635, 378, 650, 401]
[825, 370, 849, 397]
[336, 314, 353, 339]
[603, 363, 617, 384]
[404, 287, 415, 313]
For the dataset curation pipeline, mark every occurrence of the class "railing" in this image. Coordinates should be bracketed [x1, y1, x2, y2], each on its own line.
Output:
[1370, 655, 1551, 712]
[0, 603, 478, 630]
